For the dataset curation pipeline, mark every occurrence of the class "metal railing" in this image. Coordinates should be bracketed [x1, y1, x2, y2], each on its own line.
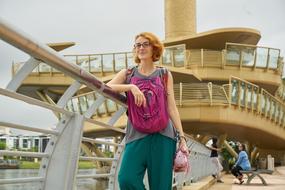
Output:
[229, 76, 285, 127]
[67, 77, 285, 130]
[0, 19, 215, 190]
[275, 77, 285, 102]
[12, 43, 284, 79]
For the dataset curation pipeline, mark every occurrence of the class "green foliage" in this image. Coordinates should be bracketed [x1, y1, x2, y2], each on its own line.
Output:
[19, 161, 96, 169]
[103, 150, 114, 158]
[20, 161, 40, 169]
[0, 141, 6, 150]
[78, 161, 97, 169]
[220, 142, 237, 172]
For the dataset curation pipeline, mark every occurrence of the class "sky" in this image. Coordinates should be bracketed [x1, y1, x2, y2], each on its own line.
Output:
[0, 0, 285, 135]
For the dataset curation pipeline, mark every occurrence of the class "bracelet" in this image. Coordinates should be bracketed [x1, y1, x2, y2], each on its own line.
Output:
[179, 135, 187, 142]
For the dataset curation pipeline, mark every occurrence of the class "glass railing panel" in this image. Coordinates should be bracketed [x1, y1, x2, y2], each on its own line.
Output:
[256, 47, 268, 68]
[127, 53, 135, 68]
[86, 93, 96, 107]
[106, 99, 117, 113]
[115, 53, 126, 72]
[268, 49, 280, 69]
[271, 101, 276, 119]
[77, 55, 90, 72]
[32, 65, 39, 73]
[261, 94, 266, 114]
[266, 98, 271, 117]
[51, 67, 61, 73]
[240, 82, 246, 107]
[79, 96, 88, 113]
[163, 44, 185, 67]
[173, 46, 185, 67]
[66, 100, 75, 112]
[98, 104, 106, 114]
[247, 85, 252, 108]
[242, 47, 255, 67]
[226, 45, 240, 65]
[162, 48, 172, 66]
[280, 109, 284, 124]
[39, 63, 51, 73]
[95, 94, 106, 114]
[89, 55, 102, 72]
[253, 87, 258, 110]
[64, 55, 77, 65]
[102, 54, 114, 72]
[231, 80, 238, 104]
[72, 98, 80, 113]
[275, 104, 280, 122]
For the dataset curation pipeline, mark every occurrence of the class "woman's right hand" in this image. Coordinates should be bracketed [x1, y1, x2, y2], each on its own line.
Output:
[130, 84, 146, 107]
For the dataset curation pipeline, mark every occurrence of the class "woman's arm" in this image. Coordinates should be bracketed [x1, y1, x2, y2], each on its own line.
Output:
[107, 69, 132, 92]
[107, 69, 146, 107]
[234, 152, 245, 167]
[208, 146, 220, 151]
[166, 71, 187, 149]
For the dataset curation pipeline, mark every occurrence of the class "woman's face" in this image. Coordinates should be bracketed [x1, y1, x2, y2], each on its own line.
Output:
[238, 145, 243, 151]
[134, 36, 153, 62]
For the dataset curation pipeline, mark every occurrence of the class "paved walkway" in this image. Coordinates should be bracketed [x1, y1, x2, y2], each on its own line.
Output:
[208, 167, 285, 190]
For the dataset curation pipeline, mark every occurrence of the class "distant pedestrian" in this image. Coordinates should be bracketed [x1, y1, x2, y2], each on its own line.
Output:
[208, 137, 223, 183]
[231, 143, 251, 184]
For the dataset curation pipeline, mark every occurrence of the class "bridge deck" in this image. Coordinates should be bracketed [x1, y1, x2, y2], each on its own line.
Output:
[206, 167, 285, 190]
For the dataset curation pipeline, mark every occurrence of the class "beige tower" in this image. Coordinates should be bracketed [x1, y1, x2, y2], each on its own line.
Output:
[165, 0, 196, 40]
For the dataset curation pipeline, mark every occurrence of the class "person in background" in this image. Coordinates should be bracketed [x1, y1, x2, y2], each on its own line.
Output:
[231, 143, 251, 184]
[208, 137, 223, 183]
[107, 32, 188, 190]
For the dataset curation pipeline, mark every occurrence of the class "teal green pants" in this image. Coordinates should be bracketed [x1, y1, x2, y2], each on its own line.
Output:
[118, 133, 176, 190]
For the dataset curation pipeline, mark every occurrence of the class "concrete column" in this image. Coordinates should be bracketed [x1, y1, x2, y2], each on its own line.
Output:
[251, 147, 259, 163]
[113, 136, 118, 153]
[218, 134, 227, 147]
[165, 0, 197, 40]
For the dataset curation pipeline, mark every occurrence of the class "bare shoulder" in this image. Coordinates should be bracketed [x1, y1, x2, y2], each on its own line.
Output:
[107, 68, 128, 85]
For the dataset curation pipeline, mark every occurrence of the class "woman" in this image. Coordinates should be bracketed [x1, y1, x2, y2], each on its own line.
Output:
[231, 143, 251, 184]
[107, 32, 188, 190]
[208, 138, 223, 183]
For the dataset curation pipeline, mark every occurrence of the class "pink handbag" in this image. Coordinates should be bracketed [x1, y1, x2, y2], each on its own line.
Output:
[173, 146, 190, 173]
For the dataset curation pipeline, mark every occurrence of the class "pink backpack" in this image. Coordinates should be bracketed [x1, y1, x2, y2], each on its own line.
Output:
[126, 67, 169, 133]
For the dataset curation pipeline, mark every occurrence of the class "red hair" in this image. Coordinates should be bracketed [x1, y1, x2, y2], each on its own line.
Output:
[133, 32, 164, 63]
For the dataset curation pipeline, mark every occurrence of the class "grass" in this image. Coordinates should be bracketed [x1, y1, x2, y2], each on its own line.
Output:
[19, 160, 97, 169]
[19, 161, 40, 169]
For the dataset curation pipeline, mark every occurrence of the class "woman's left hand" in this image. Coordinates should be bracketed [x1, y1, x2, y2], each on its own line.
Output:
[179, 138, 189, 155]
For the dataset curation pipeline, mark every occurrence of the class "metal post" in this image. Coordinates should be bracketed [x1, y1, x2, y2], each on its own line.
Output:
[39, 114, 84, 190]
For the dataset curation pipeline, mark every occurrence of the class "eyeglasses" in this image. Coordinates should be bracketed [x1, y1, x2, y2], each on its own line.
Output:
[134, 42, 151, 49]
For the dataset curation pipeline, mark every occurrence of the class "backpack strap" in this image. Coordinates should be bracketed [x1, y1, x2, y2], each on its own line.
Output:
[158, 66, 168, 90]
[126, 66, 168, 88]
[125, 66, 137, 84]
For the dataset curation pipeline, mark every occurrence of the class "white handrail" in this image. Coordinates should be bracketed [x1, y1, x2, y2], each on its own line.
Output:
[0, 121, 59, 135]
[0, 150, 49, 158]
[82, 137, 124, 147]
[79, 156, 117, 162]
[0, 88, 73, 115]
[0, 177, 44, 184]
